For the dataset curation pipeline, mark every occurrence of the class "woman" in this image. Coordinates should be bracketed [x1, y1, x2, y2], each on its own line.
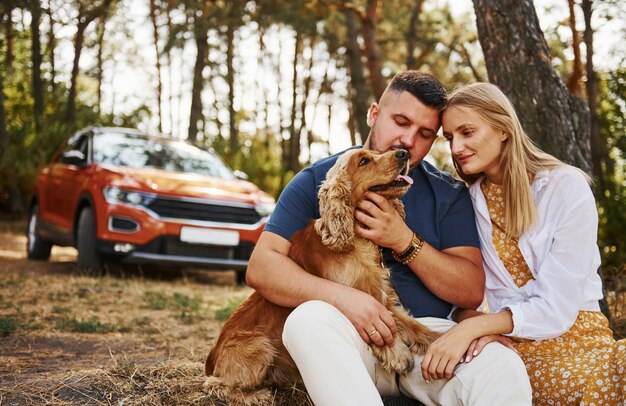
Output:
[422, 82, 625, 405]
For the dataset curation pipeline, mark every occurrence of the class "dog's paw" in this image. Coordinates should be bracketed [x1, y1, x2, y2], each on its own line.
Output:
[203, 376, 274, 406]
[371, 342, 415, 375]
[203, 376, 227, 396]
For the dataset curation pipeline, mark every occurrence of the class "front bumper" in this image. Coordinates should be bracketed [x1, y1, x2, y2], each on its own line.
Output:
[94, 197, 267, 270]
[97, 235, 256, 270]
[121, 252, 249, 270]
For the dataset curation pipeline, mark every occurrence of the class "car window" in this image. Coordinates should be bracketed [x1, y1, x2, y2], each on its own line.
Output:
[58, 133, 89, 164]
[92, 132, 236, 179]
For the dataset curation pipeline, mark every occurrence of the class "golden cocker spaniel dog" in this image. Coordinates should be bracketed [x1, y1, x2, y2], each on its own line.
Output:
[204, 148, 439, 405]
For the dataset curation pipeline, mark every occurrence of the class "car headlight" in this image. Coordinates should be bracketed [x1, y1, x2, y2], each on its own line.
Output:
[255, 202, 275, 218]
[103, 187, 156, 207]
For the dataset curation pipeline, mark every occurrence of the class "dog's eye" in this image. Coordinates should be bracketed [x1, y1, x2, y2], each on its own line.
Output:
[358, 157, 370, 167]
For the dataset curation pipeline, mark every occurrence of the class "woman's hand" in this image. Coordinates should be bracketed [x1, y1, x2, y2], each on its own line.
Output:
[421, 311, 516, 382]
[420, 323, 476, 382]
[463, 334, 516, 363]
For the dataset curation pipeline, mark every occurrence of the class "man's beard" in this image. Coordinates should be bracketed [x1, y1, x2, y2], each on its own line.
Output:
[368, 125, 417, 169]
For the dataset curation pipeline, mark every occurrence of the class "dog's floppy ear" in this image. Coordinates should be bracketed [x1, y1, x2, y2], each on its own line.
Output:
[315, 153, 355, 252]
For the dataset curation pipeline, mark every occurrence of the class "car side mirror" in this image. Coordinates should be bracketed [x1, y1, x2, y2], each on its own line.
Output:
[61, 150, 87, 167]
[233, 170, 249, 180]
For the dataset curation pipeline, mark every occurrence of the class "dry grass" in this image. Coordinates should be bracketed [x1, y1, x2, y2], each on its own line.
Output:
[1, 357, 312, 405]
[0, 262, 312, 405]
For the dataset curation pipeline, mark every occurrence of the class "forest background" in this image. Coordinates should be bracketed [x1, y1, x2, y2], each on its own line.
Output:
[0, 0, 624, 307]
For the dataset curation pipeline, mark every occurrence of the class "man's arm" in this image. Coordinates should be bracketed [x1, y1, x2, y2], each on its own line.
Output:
[355, 191, 484, 310]
[246, 231, 399, 346]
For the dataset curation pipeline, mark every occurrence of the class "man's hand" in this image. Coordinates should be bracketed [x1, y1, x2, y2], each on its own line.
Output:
[354, 191, 412, 253]
[335, 287, 398, 347]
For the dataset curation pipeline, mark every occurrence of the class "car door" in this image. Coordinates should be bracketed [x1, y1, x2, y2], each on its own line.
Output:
[42, 132, 91, 233]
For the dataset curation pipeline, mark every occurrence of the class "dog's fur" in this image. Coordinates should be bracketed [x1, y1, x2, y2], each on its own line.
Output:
[204, 149, 440, 405]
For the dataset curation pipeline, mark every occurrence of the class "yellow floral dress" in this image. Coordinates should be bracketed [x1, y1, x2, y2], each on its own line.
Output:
[482, 180, 626, 405]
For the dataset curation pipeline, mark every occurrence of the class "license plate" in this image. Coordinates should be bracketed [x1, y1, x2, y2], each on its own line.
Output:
[179, 227, 240, 246]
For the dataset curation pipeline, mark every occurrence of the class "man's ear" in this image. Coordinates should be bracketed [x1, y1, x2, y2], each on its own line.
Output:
[367, 103, 379, 126]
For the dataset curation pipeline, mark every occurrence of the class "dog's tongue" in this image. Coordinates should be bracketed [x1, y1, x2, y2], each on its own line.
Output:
[395, 175, 413, 185]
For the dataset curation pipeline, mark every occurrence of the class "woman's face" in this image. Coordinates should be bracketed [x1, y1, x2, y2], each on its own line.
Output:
[442, 105, 507, 184]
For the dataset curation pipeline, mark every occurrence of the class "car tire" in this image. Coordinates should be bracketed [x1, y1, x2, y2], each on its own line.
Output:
[26, 203, 52, 260]
[236, 270, 247, 285]
[77, 207, 103, 275]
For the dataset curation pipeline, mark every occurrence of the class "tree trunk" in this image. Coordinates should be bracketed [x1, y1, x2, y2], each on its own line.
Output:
[472, 0, 591, 173]
[582, 0, 611, 194]
[307, 55, 332, 163]
[67, 22, 85, 124]
[188, 17, 208, 143]
[275, 28, 288, 172]
[205, 62, 223, 141]
[255, 26, 269, 149]
[149, 0, 163, 133]
[95, 12, 107, 117]
[45, 1, 57, 93]
[347, 92, 358, 146]
[5, 7, 13, 73]
[405, 0, 424, 69]
[360, 0, 386, 100]
[567, 0, 584, 96]
[165, 1, 175, 135]
[0, 68, 8, 156]
[457, 42, 484, 82]
[581, 0, 616, 323]
[31, 0, 44, 134]
[225, 22, 237, 153]
[67, 0, 113, 124]
[288, 30, 302, 172]
[344, 7, 370, 145]
[299, 37, 316, 164]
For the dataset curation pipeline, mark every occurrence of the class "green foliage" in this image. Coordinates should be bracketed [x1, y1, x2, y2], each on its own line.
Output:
[214, 297, 245, 321]
[54, 314, 116, 334]
[0, 13, 151, 216]
[1, 0, 623, 278]
[172, 292, 204, 323]
[0, 315, 18, 336]
[596, 68, 626, 274]
[51, 306, 72, 314]
[143, 290, 170, 310]
[210, 129, 289, 199]
[142, 290, 205, 323]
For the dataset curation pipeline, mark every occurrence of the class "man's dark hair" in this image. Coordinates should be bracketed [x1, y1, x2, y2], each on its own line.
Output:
[386, 71, 447, 110]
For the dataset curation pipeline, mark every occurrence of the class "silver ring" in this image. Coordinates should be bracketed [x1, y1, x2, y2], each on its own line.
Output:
[369, 330, 378, 336]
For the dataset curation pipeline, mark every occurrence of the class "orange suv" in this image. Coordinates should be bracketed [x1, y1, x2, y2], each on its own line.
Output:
[27, 127, 275, 282]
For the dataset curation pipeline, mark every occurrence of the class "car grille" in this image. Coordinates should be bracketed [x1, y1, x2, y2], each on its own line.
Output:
[146, 197, 262, 225]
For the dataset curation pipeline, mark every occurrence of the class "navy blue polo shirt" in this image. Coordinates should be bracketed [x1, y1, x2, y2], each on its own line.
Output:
[264, 147, 480, 318]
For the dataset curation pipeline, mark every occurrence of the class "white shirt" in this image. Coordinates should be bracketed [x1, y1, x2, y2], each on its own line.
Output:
[470, 166, 603, 340]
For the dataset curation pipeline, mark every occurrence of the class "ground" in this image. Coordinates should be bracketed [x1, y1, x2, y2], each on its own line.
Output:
[0, 221, 312, 405]
[1, 221, 623, 405]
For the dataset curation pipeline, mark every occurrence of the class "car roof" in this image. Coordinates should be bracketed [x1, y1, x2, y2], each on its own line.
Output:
[86, 126, 177, 142]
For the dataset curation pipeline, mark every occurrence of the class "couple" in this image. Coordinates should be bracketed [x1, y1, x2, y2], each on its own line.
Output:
[246, 71, 625, 405]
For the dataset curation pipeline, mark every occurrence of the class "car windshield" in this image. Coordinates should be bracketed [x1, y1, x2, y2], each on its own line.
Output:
[92, 132, 235, 179]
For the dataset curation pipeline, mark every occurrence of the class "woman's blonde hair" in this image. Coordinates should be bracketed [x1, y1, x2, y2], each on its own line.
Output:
[447, 82, 576, 238]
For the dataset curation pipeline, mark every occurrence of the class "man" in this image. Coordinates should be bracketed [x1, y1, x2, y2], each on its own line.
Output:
[246, 71, 531, 405]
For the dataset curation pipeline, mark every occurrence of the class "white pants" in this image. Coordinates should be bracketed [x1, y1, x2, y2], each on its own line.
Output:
[282, 300, 532, 406]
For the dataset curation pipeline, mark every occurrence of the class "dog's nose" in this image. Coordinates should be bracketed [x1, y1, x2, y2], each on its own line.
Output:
[395, 149, 408, 161]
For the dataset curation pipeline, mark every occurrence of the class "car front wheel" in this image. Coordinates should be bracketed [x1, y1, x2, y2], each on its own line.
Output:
[27, 203, 52, 260]
[77, 207, 103, 275]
